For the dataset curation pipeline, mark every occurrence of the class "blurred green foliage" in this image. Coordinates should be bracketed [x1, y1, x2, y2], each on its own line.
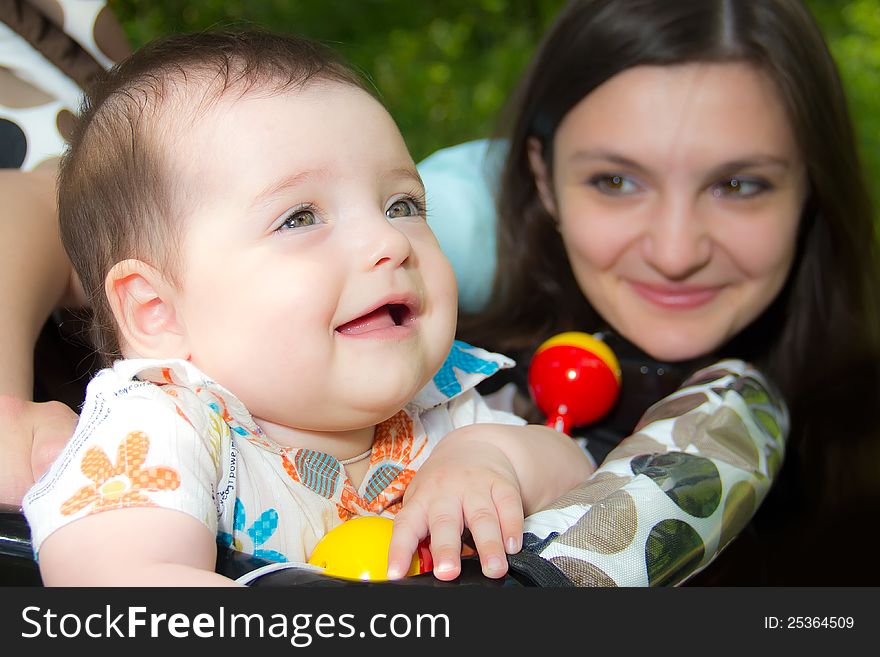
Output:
[110, 0, 565, 161]
[110, 0, 879, 202]
[806, 0, 880, 207]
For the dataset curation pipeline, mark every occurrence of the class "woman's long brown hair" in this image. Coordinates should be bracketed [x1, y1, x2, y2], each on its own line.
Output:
[460, 0, 880, 409]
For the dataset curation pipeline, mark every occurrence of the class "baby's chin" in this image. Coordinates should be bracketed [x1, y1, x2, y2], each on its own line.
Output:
[267, 406, 410, 436]
[294, 383, 428, 430]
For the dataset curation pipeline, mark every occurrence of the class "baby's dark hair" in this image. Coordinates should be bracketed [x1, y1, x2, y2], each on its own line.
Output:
[58, 30, 367, 365]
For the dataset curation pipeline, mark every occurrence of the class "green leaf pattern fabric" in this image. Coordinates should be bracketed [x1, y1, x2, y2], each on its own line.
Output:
[519, 359, 786, 586]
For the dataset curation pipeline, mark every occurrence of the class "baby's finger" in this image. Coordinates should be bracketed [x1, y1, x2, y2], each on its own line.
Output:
[387, 506, 427, 580]
[492, 481, 525, 554]
[426, 500, 464, 581]
[463, 495, 508, 578]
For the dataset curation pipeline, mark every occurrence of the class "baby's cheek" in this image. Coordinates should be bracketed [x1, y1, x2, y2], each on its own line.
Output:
[440, 269, 459, 317]
[427, 252, 459, 317]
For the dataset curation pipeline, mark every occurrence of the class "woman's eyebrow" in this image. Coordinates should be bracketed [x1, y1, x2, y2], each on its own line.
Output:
[569, 149, 792, 176]
[568, 149, 651, 175]
[704, 156, 793, 179]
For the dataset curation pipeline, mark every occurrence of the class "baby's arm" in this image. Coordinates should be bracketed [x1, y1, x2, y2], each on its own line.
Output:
[38, 507, 238, 586]
[444, 422, 594, 514]
[25, 365, 238, 586]
[388, 422, 592, 581]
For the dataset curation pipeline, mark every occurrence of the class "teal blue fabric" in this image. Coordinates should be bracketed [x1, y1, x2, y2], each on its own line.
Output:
[418, 139, 505, 313]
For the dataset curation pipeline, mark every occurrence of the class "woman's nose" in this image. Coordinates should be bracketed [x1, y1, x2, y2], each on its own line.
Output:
[641, 198, 712, 280]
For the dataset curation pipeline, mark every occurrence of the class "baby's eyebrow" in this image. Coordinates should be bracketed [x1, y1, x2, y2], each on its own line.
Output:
[250, 169, 329, 209]
[387, 167, 424, 189]
[250, 166, 424, 210]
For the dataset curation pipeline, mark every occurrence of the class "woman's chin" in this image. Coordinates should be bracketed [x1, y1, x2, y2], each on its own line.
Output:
[626, 333, 722, 364]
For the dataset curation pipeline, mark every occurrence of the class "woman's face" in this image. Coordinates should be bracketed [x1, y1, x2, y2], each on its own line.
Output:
[530, 62, 808, 362]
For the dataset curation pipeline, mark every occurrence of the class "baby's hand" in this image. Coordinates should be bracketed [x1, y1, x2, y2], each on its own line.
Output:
[0, 396, 78, 506]
[387, 435, 523, 581]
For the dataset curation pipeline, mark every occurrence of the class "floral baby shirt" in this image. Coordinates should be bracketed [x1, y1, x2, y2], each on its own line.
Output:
[24, 341, 523, 564]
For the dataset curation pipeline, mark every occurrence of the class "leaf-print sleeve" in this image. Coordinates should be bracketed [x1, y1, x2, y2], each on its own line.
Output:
[23, 371, 230, 553]
[510, 359, 786, 586]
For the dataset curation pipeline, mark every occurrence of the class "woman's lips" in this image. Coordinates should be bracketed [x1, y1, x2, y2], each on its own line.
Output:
[629, 281, 723, 309]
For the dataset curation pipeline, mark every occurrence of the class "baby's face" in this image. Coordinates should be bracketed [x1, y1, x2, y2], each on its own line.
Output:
[169, 82, 458, 431]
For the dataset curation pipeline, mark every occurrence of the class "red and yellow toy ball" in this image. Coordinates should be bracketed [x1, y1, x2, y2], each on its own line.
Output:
[528, 332, 621, 435]
[307, 516, 432, 582]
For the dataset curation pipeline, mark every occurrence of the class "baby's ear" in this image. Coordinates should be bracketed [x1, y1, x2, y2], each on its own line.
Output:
[527, 136, 558, 219]
[105, 259, 190, 360]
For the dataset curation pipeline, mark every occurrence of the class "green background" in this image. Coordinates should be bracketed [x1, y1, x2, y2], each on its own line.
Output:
[110, 0, 880, 204]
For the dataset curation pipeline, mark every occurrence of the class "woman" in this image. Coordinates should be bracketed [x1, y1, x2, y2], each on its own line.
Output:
[422, 0, 880, 584]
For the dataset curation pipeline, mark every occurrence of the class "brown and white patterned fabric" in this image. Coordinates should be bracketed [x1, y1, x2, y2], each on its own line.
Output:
[0, 0, 130, 170]
[511, 359, 787, 586]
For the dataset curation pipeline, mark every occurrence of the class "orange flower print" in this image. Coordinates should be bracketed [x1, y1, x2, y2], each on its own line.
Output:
[333, 411, 422, 519]
[366, 466, 417, 514]
[337, 486, 370, 521]
[60, 431, 180, 516]
[371, 411, 423, 464]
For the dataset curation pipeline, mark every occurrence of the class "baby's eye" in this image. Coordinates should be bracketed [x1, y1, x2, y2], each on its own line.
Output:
[588, 174, 639, 195]
[386, 197, 424, 219]
[712, 177, 768, 198]
[278, 207, 321, 231]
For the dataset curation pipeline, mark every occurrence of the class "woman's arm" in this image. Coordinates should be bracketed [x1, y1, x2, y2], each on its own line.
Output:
[0, 0, 124, 506]
[0, 167, 83, 397]
[510, 360, 787, 586]
[0, 168, 84, 506]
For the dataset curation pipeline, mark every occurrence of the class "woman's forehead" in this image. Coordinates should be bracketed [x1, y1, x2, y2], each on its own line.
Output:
[555, 62, 801, 170]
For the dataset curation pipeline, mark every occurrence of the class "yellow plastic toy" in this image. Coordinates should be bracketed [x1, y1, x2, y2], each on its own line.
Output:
[307, 516, 432, 581]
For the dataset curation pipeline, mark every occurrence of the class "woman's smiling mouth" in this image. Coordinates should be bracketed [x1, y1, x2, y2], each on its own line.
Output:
[629, 281, 724, 310]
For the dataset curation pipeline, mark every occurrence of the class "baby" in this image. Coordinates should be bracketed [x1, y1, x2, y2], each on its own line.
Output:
[23, 30, 592, 585]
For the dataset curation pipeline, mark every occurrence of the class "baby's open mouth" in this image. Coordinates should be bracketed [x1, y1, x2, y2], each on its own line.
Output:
[336, 303, 413, 335]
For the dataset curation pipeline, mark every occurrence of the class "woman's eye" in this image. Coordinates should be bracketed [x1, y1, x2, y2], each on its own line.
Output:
[278, 208, 320, 231]
[712, 177, 768, 198]
[386, 197, 423, 219]
[588, 174, 639, 195]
